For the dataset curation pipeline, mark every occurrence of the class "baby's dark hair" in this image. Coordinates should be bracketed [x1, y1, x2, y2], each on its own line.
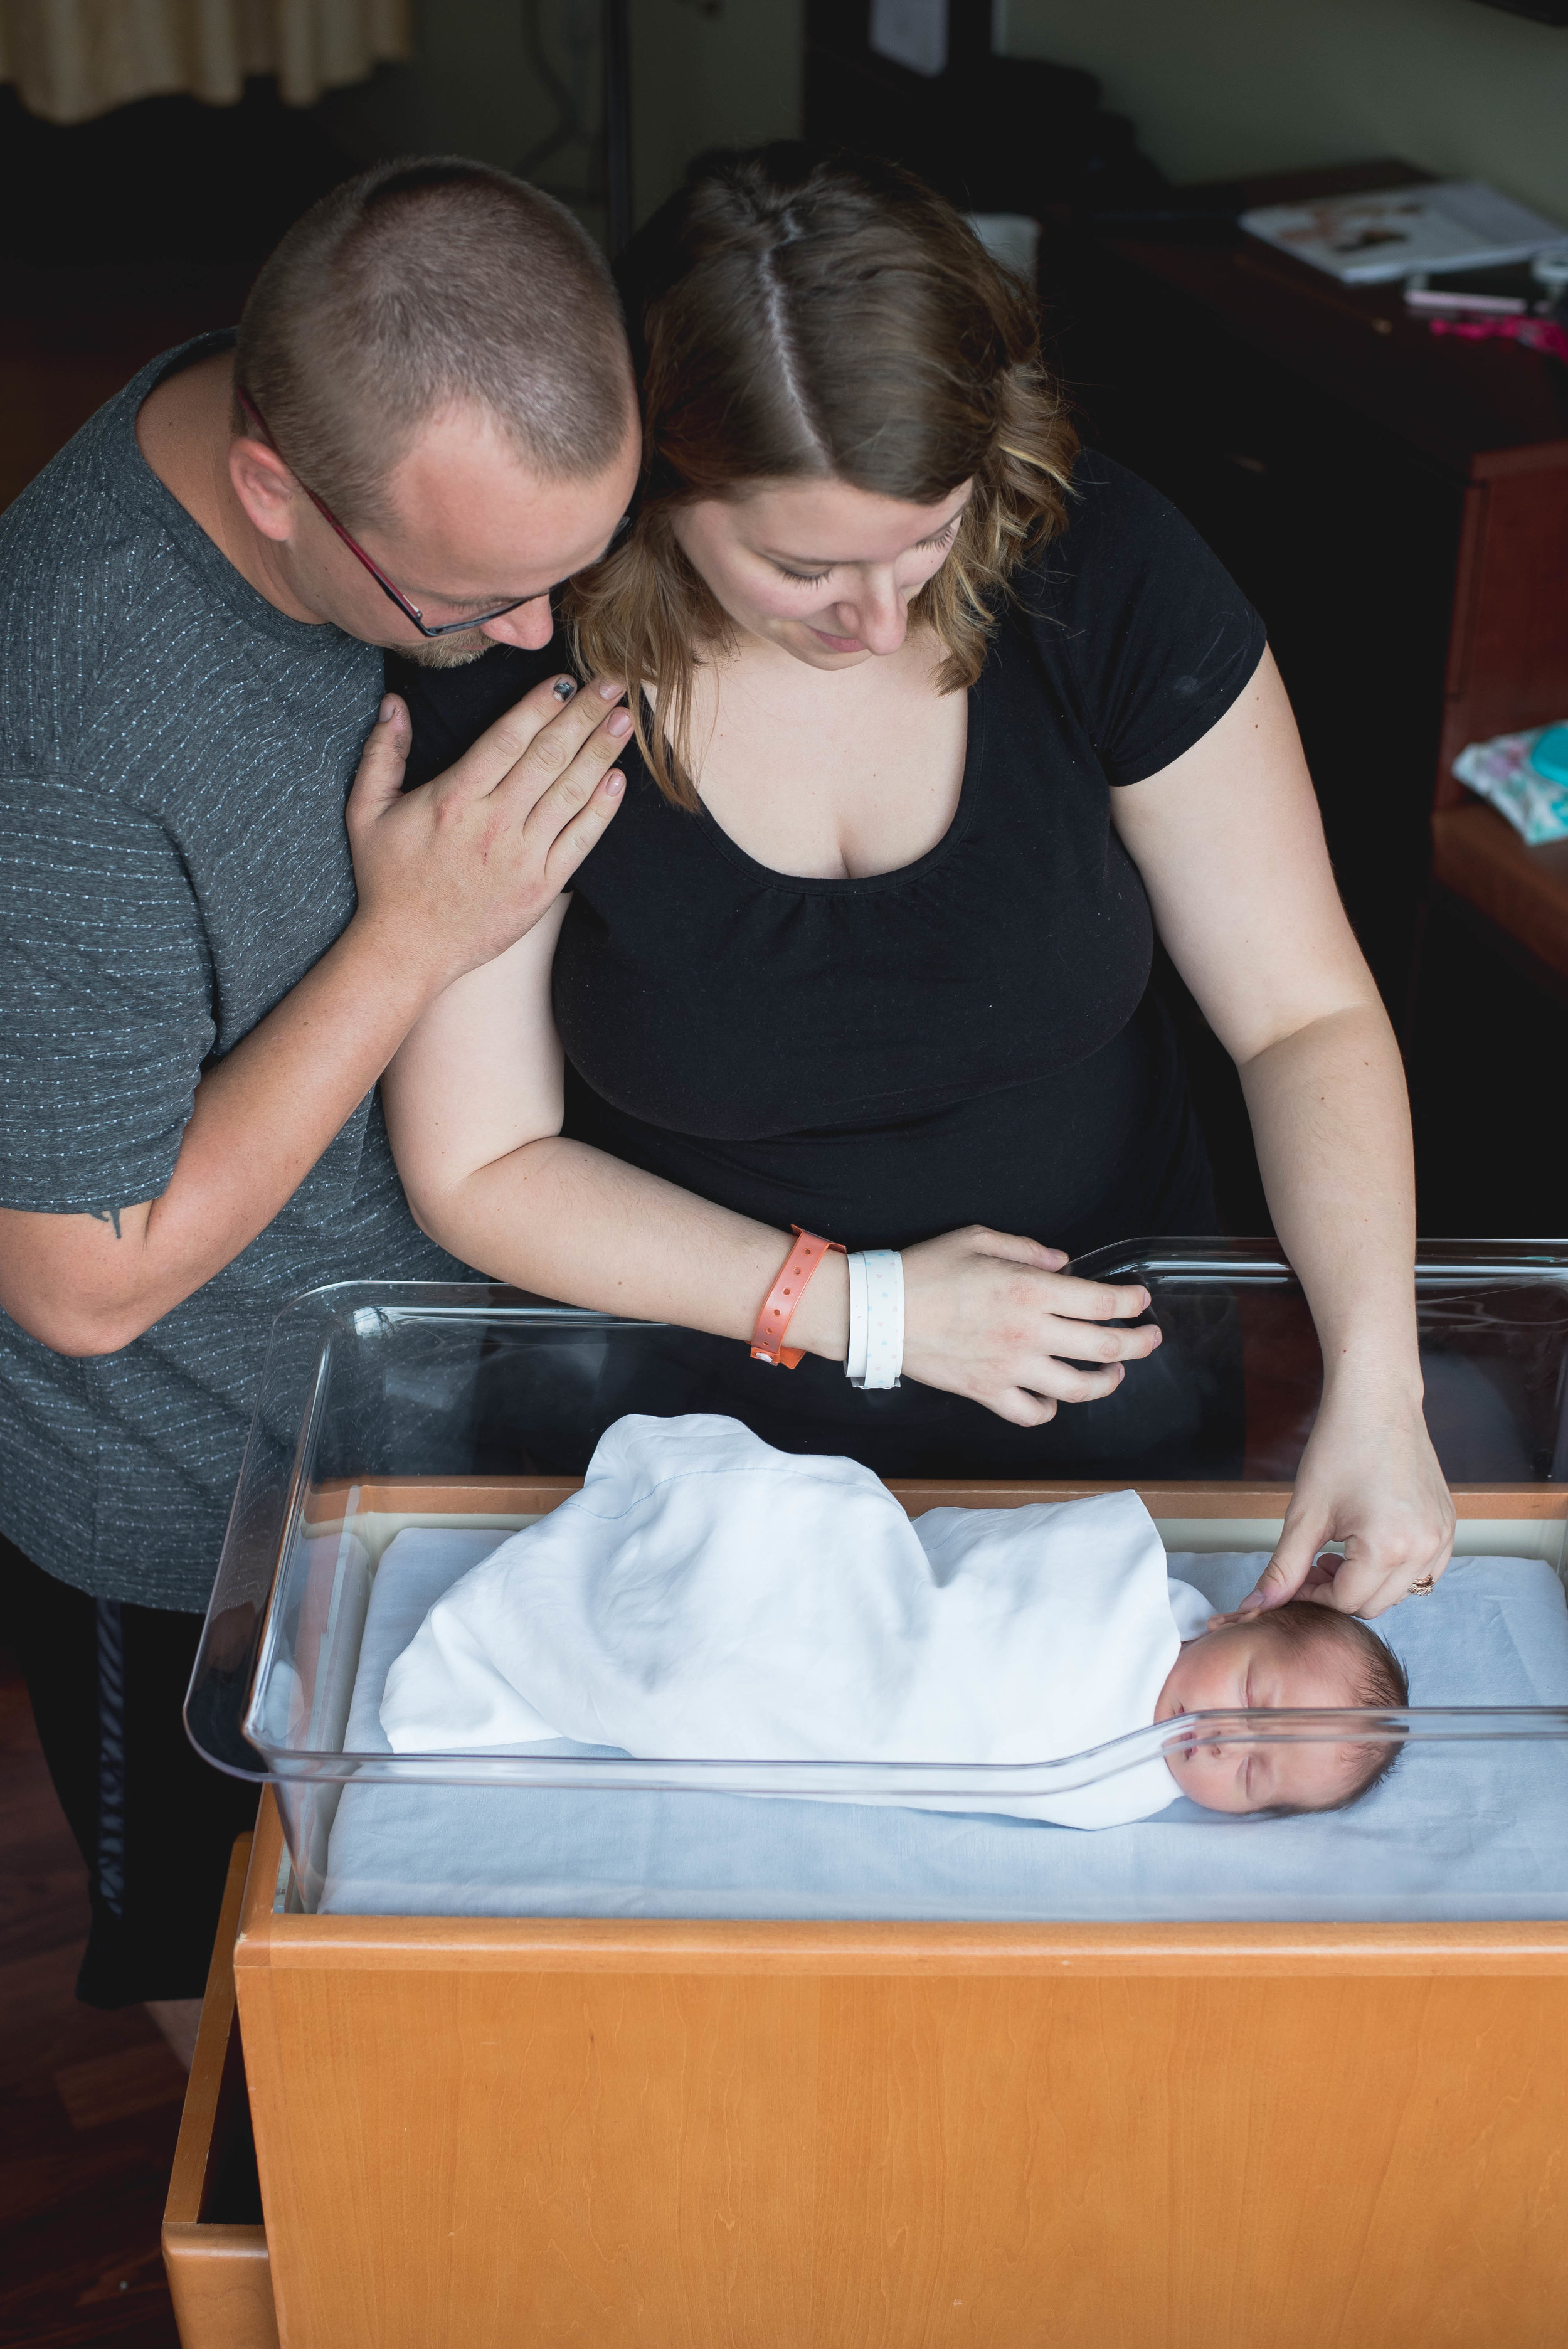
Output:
[1257, 1601, 1409, 1813]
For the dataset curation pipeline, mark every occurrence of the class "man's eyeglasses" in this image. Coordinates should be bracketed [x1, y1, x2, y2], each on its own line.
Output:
[235, 387, 541, 639]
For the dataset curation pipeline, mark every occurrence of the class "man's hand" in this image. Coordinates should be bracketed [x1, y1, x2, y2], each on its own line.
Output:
[347, 672, 630, 985]
[0, 676, 628, 1355]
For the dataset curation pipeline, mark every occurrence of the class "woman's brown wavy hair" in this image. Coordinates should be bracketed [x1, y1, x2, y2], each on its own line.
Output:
[566, 143, 1079, 810]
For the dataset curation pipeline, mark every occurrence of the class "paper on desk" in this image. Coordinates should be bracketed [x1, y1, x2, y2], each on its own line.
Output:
[1241, 183, 1567, 284]
[1453, 726, 1568, 846]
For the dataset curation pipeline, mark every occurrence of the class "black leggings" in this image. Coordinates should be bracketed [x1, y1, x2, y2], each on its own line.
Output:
[4, 1534, 258, 2006]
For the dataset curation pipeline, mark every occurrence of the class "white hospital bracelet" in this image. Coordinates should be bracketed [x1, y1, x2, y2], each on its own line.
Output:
[845, 1248, 869, 1384]
[846, 1249, 903, 1390]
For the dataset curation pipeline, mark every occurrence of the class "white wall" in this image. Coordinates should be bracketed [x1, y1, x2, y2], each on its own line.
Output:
[997, 0, 1568, 222]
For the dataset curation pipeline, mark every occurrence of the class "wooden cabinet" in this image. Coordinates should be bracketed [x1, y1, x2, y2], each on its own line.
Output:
[230, 1779, 1568, 2349]
[1440, 460, 1568, 786]
[162, 1834, 278, 2349]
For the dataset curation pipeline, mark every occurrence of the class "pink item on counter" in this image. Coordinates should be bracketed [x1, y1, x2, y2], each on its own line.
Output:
[1427, 314, 1568, 363]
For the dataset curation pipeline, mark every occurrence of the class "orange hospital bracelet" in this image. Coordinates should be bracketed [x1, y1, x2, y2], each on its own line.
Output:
[749, 1226, 847, 1368]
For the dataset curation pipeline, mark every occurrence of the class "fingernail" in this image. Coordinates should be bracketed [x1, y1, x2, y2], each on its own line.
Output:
[607, 708, 632, 736]
[1237, 1594, 1263, 1615]
[378, 694, 396, 723]
[598, 676, 625, 699]
[604, 770, 625, 797]
[552, 676, 578, 701]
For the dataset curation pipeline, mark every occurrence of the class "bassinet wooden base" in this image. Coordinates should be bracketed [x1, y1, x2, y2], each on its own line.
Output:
[216, 1479, 1568, 2348]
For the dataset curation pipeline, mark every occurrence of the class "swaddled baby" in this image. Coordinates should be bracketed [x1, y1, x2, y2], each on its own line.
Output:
[381, 1414, 1406, 1828]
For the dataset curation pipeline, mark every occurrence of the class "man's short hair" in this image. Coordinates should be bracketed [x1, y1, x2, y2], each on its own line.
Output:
[235, 157, 632, 529]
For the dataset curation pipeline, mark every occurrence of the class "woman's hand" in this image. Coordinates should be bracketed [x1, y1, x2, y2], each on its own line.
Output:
[899, 1226, 1162, 1425]
[1236, 1373, 1455, 1621]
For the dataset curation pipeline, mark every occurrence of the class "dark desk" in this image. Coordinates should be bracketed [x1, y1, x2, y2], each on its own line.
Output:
[1046, 163, 1568, 1005]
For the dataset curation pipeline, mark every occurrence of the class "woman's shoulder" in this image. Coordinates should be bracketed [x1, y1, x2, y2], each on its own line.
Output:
[387, 640, 564, 790]
[1000, 451, 1268, 787]
[1015, 449, 1231, 604]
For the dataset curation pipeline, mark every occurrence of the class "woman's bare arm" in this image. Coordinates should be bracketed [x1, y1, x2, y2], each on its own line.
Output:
[1111, 647, 1453, 1615]
[381, 902, 852, 1348]
[382, 905, 1157, 1416]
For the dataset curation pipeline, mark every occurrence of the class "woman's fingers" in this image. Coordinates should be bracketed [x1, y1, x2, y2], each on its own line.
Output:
[1239, 1385, 1456, 1620]
[1020, 1354, 1129, 1403]
[965, 1350, 1133, 1421]
[900, 1226, 1167, 1424]
[1237, 1506, 1325, 1615]
[1306, 1535, 1453, 1621]
[969, 1232, 1153, 1327]
[962, 1226, 1069, 1272]
[990, 1388, 1060, 1430]
[1033, 1270, 1154, 1325]
[1037, 1312, 1162, 1365]
[1240, 1531, 1449, 1622]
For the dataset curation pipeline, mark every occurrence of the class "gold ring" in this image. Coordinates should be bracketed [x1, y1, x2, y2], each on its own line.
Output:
[1408, 1576, 1436, 1597]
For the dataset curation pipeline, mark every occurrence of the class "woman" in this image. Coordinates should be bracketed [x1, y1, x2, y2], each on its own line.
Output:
[379, 146, 1452, 1619]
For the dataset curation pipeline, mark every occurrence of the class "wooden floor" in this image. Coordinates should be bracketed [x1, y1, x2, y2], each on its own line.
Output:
[0, 1640, 184, 2349]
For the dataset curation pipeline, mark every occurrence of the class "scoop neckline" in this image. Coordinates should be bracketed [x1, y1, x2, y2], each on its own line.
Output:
[689, 684, 982, 898]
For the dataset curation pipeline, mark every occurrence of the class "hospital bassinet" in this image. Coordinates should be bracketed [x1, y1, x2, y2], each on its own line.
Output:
[172, 1245, 1568, 2349]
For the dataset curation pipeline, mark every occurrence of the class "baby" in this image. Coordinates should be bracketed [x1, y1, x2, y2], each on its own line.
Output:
[382, 1414, 1409, 1829]
[1157, 1601, 1408, 1815]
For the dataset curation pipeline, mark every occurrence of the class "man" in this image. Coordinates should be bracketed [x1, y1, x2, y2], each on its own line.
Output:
[0, 157, 641, 2052]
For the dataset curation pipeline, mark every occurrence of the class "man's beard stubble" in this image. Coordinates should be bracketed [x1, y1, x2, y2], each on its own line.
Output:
[397, 628, 498, 670]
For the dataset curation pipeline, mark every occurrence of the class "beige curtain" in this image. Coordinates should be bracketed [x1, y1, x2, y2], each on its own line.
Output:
[0, 0, 413, 123]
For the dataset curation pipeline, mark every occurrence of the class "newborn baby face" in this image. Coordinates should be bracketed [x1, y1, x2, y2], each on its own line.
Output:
[1155, 1619, 1373, 1815]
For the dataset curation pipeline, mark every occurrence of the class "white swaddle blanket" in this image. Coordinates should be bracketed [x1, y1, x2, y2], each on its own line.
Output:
[379, 1414, 1210, 1828]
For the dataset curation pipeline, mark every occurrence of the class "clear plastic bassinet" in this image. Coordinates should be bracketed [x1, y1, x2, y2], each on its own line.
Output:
[186, 1241, 1568, 1920]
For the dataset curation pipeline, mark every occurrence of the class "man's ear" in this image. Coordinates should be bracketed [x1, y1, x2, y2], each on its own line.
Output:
[229, 434, 300, 544]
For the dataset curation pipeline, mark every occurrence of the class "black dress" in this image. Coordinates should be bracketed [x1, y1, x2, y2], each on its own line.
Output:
[390, 454, 1266, 1476]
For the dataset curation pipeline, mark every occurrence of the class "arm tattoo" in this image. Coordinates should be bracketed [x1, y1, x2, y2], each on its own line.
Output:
[89, 1206, 124, 1239]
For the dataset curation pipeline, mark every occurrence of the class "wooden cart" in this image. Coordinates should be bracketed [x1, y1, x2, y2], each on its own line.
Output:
[166, 1477, 1568, 2349]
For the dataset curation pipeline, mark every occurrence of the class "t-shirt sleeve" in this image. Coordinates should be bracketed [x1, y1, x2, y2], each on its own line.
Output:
[1037, 453, 1269, 787]
[0, 780, 215, 1214]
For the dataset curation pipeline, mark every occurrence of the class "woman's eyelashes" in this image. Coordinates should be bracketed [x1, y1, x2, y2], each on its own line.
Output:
[770, 519, 962, 588]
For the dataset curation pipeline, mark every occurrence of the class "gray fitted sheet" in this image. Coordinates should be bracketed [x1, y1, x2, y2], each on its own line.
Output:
[319, 1530, 1568, 1921]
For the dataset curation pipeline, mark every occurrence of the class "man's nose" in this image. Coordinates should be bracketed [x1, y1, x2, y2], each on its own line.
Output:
[484, 597, 558, 653]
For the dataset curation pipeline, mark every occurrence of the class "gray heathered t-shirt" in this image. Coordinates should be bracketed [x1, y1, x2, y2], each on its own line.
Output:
[0, 334, 475, 1610]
